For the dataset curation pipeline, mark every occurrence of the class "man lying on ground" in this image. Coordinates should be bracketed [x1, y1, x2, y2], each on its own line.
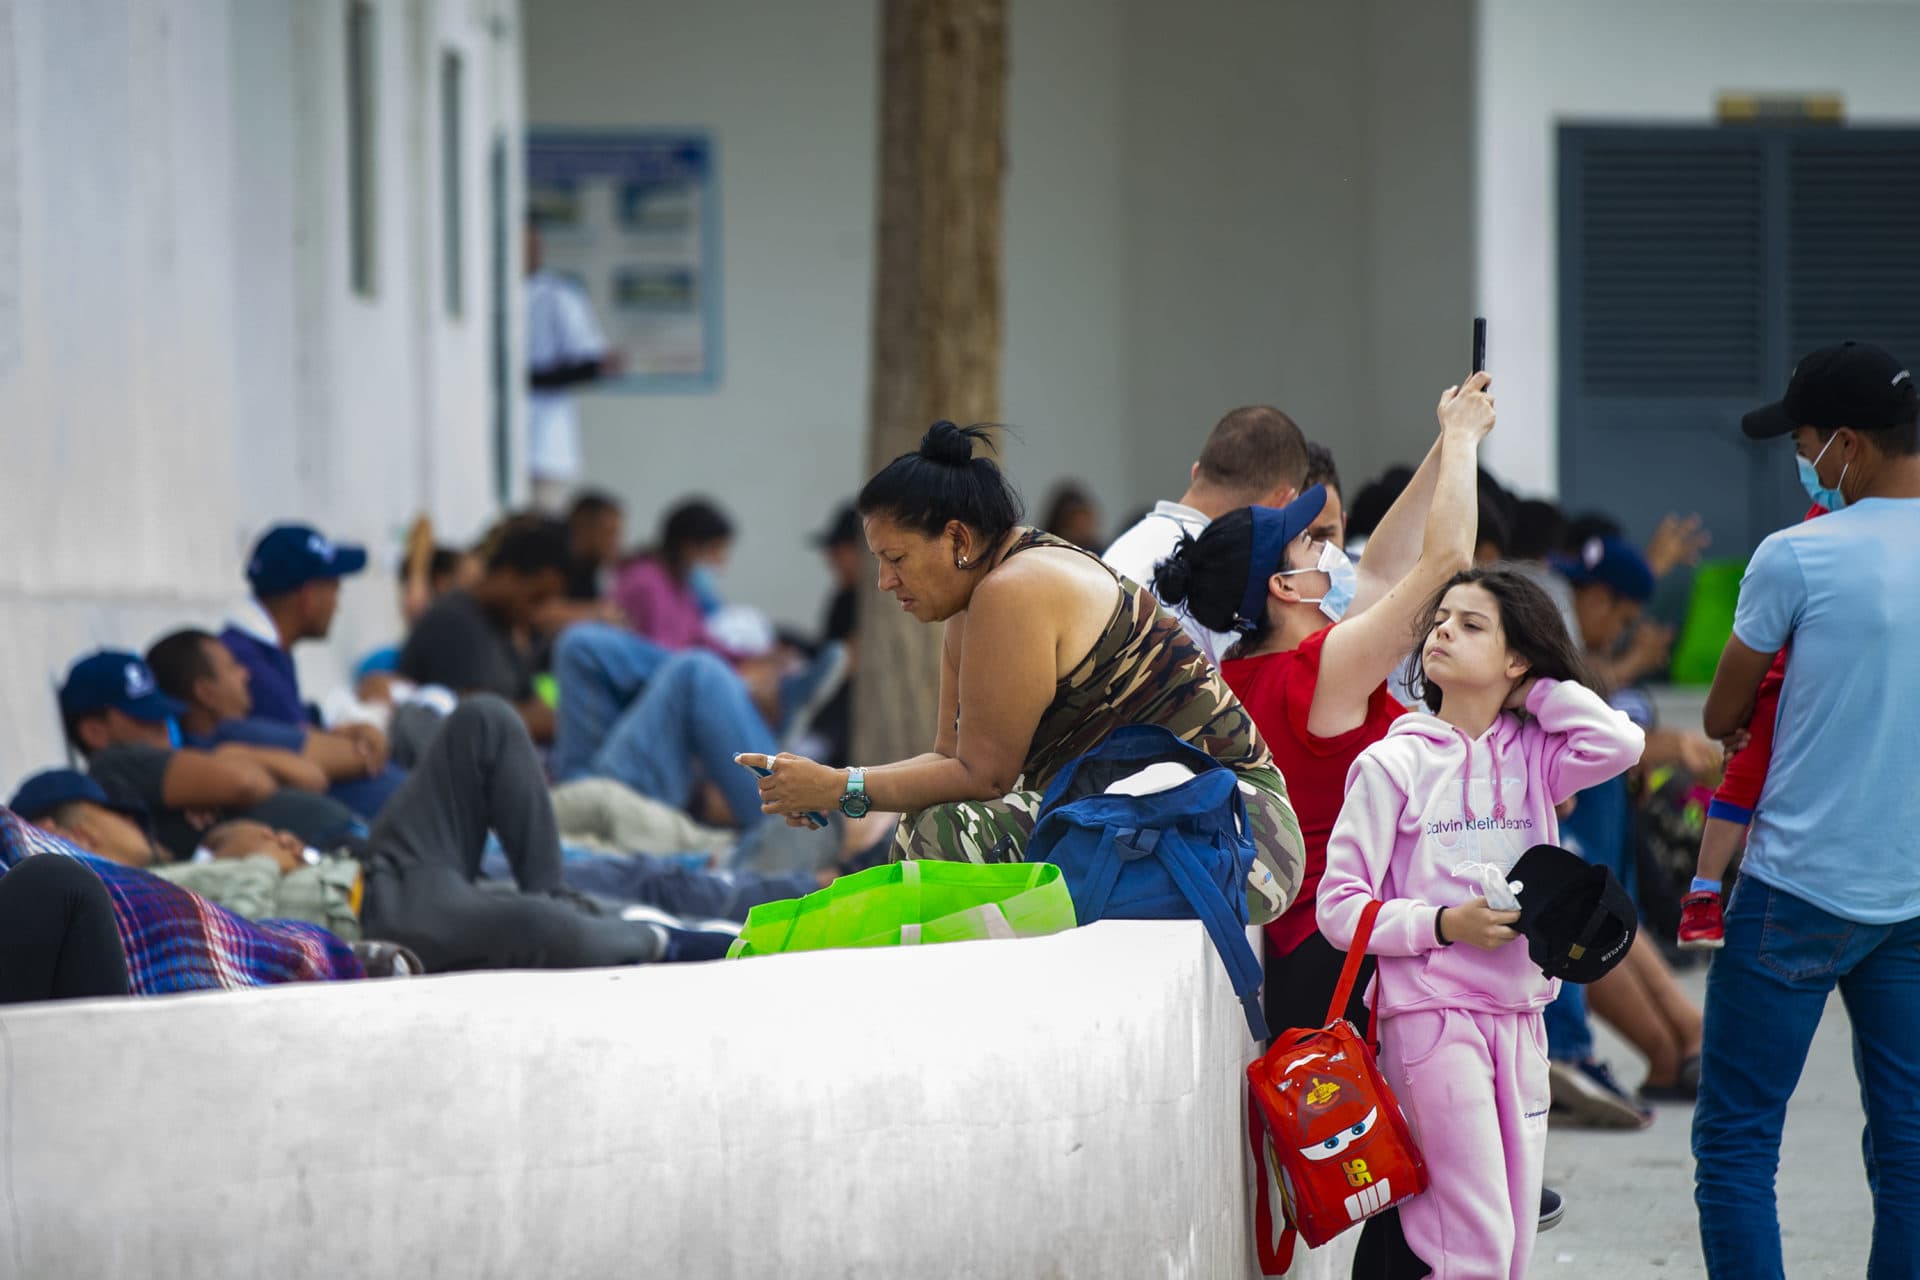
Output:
[0, 807, 372, 999]
[11, 769, 365, 942]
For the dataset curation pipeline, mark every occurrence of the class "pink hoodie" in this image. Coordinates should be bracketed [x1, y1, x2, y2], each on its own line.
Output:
[1316, 678, 1645, 1017]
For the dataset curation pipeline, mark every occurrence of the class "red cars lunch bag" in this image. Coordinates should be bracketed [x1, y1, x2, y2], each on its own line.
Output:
[1246, 900, 1428, 1273]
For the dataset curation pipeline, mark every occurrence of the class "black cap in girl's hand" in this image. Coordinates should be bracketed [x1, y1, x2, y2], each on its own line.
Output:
[1510, 844, 1638, 984]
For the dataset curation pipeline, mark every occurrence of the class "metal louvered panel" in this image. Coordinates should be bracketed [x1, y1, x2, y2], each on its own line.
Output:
[1576, 142, 1767, 396]
[1787, 139, 1920, 367]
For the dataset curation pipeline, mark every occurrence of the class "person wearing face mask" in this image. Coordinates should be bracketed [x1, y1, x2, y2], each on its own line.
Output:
[1102, 405, 1311, 664]
[1153, 374, 1493, 1042]
[1156, 375, 1575, 1267]
[613, 497, 739, 651]
[1692, 340, 1920, 1280]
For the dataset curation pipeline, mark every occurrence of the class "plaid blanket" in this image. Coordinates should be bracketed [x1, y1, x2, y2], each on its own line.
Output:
[0, 807, 364, 994]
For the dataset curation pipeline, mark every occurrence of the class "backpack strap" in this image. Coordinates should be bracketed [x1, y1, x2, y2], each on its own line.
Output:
[1322, 899, 1382, 1029]
[1153, 829, 1270, 1041]
[1073, 826, 1128, 921]
[1247, 1078, 1298, 1274]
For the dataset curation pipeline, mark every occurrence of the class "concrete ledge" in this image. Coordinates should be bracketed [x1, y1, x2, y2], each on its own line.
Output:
[0, 921, 1260, 1279]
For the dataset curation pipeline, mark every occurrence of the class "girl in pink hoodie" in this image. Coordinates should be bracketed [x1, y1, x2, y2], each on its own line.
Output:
[1317, 568, 1644, 1280]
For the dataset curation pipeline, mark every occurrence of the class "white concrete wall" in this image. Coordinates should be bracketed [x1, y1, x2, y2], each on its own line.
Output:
[0, 0, 521, 788]
[1475, 0, 1920, 493]
[0, 922, 1261, 1278]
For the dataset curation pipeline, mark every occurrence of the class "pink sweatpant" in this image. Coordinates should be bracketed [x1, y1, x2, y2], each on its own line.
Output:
[1376, 1007, 1550, 1280]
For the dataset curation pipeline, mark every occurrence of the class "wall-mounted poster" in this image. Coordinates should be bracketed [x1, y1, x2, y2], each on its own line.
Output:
[527, 131, 720, 391]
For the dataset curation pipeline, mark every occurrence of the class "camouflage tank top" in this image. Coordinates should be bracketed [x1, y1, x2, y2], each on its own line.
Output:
[993, 529, 1277, 790]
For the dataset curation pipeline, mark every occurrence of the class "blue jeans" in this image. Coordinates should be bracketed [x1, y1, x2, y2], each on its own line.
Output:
[551, 624, 671, 782]
[550, 624, 776, 827]
[1543, 980, 1594, 1062]
[1692, 877, 1920, 1279]
[1560, 775, 1636, 901]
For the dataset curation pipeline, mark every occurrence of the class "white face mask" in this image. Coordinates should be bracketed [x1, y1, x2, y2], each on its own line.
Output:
[1277, 541, 1359, 623]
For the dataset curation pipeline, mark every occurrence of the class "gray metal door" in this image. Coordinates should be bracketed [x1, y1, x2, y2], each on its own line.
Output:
[1558, 125, 1920, 557]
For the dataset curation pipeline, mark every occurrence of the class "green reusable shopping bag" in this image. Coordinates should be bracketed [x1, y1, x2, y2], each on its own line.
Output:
[726, 859, 1076, 958]
[1670, 558, 1747, 687]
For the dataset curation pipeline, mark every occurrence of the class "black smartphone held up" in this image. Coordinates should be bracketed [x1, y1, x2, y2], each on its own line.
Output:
[1471, 316, 1488, 375]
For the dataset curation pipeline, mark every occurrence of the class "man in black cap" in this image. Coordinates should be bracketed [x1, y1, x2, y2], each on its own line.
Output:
[1693, 341, 1920, 1278]
[221, 522, 370, 728]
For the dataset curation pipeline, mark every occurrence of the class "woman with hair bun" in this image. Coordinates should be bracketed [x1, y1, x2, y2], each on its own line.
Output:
[742, 421, 1305, 923]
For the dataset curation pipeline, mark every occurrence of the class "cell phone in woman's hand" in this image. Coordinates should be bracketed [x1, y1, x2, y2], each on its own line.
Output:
[737, 757, 830, 830]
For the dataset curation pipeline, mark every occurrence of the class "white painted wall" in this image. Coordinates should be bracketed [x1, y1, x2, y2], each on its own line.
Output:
[1476, 0, 1920, 494]
[1119, 0, 1475, 513]
[526, 0, 1472, 627]
[0, 0, 520, 789]
[525, 0, 1138, 630]
[0, 922, 1263, 1278]
[523, 0, 879, 635]
[1000, 0, 1130, 552]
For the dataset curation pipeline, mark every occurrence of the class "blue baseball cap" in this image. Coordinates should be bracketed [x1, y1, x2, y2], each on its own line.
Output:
[246, 524, 368, 598]
[1235, 485, 1329, 631]
[58, 651, 187, 724]
[9, 768, 147, 824]
[1552, 535, 1654, 604]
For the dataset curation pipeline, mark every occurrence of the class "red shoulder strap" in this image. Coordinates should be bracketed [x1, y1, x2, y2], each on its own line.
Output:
[1323, 899, 1381, 1029]
[1247, 1080, 1298, 1274]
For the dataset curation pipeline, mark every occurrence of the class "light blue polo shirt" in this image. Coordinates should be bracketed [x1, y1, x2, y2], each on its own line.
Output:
[1733, 496, 1920, 923]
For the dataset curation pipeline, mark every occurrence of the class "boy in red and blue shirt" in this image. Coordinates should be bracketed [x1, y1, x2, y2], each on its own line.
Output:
[1678, 503, 1823, 949]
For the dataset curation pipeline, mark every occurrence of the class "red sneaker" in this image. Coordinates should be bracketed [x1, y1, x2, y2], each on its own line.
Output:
[1678, 891, 1725, 950]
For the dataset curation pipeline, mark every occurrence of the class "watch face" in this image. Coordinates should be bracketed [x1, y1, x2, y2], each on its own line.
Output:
[840, 793, 872, 819]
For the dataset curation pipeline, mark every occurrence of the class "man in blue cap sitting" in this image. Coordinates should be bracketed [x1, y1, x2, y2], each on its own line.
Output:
[221, 523, 369, 728]
[59, 649, 361, 862]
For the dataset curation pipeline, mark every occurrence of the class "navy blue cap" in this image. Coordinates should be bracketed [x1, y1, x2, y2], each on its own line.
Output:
[1234, 485, 1329, 632]
[58, 651, 186, 724]
[246, 524, 368, 597]
[9, 769, 147, 824]
[1552, 535, 1654, 605]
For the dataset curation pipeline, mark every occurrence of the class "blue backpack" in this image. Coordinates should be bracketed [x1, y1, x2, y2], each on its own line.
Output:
[1025, 725, 1270, 1040]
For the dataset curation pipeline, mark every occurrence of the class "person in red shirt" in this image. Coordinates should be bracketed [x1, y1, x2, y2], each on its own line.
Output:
[1677, 504, 1825, 949]
[1154, 372, 1495, 1035]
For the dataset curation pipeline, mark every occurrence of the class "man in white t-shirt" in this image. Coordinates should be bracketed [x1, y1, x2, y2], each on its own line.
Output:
[1102, 405, 1309, 662]
[526, 221, 618, 512]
